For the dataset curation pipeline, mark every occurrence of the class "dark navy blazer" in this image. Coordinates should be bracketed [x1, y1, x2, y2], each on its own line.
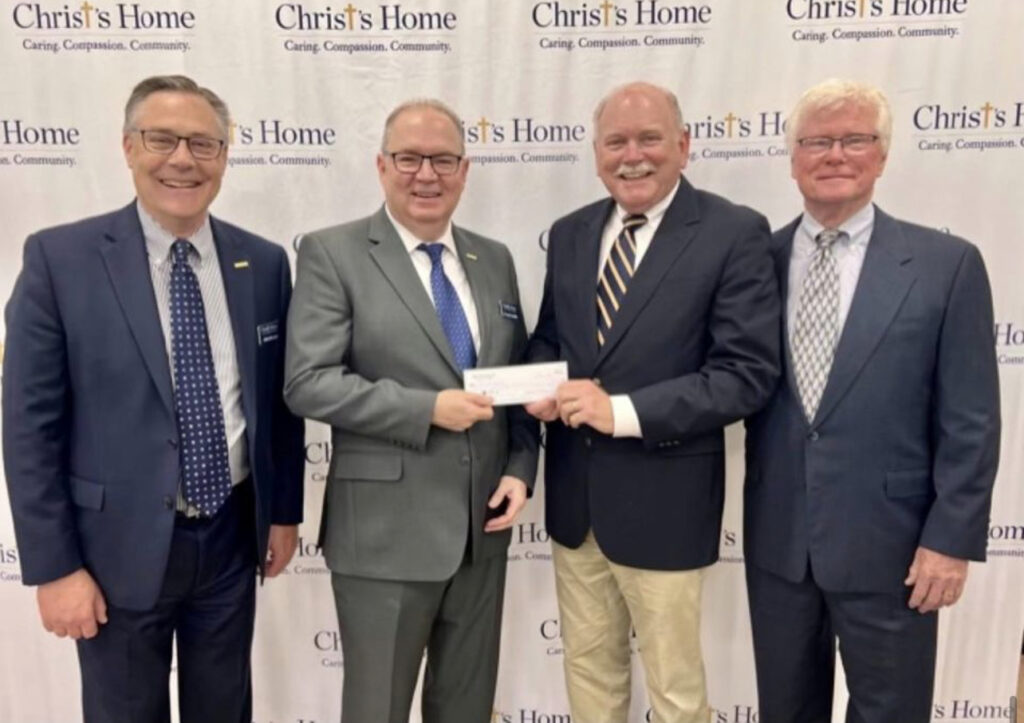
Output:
[744, 207, 1000, 593]
[527, 177, 781, 570]
[3, 202, 304, 610]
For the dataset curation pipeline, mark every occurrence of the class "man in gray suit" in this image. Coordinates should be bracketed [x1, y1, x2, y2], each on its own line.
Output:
[284, 99, 537, 723]
[744, 79, 1000, 722]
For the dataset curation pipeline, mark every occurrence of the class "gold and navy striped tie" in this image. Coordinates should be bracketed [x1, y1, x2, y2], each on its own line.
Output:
[596, 213, 647, 346]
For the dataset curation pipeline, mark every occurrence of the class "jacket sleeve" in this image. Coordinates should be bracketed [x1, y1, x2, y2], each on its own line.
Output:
[2, 235, 83, 585]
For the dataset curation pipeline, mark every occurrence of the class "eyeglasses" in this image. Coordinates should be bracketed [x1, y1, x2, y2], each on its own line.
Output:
[135, 129, 226, 160]
[796, 134, 880, 155]
[385, 151, 462, 176]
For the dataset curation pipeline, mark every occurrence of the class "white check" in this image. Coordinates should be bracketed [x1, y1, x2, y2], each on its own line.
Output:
[463, 361, 568, 406]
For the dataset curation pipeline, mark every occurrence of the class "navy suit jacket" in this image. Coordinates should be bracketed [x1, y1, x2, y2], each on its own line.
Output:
[2, 202, 304, 610]
[744, 207, 1000, 593]
[527, 177, 780, 570]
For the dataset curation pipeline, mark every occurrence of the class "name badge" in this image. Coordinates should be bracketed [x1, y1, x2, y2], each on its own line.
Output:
[257, 320, 279, 345]
[498, 301, 520, 320]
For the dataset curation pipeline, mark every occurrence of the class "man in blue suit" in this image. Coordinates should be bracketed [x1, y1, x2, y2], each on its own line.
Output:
[744, 79, 1000, 722]
[2, 75, 304, 723]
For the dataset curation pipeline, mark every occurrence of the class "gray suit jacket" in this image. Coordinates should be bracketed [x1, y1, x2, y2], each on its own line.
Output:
[744, 207, 1000, 593]
[285, 206, 537, 581]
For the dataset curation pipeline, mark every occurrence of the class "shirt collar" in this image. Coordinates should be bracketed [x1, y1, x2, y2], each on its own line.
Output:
[799, 202, 874, 249]
[384, 204, 456, 257]
[613, 178, 680, 228]
[137, 200, 215, 263]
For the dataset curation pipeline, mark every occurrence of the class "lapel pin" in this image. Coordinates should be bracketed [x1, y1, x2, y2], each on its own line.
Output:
[233, 260, 250, 269]
[464, 252, 478, 261]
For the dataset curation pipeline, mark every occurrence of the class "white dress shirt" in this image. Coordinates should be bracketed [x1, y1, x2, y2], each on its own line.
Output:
[597, 180, 680, 439]
[787, 202, 875, 346]
[138, 203, 250, 512]
[386, 205, 481, 354]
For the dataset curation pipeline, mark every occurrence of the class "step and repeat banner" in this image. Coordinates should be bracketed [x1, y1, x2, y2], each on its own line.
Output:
[1, 1, 1022, 722]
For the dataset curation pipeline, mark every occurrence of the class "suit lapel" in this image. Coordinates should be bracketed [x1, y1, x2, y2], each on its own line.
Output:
[596, 177, 700, 368]
[99, 203, 175, 418]
[367, 208, 461, 376]
[454, 227, 496, 368]
[574, 200, 609, 372]
[211, 217, 258, 436]
[813, 208, 915, 425]
[775, 216, 803, 422]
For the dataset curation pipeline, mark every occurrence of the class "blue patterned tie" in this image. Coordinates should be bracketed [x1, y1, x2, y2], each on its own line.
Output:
[170, 239, 232, 516]
[418, 243, 477, 370]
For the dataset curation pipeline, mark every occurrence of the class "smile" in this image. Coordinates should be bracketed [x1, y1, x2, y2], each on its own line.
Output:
[159, 179, 201, 189]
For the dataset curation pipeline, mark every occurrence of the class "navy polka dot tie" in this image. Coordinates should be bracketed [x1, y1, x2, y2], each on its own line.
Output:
[418, 243, 476, 370]
[170, 240, 232, 516]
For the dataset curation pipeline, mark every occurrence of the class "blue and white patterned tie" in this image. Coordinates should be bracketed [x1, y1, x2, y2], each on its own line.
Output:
[170, 239, 232, 516]
[791, 229, 843, 421]
[418, 242, 477, 370]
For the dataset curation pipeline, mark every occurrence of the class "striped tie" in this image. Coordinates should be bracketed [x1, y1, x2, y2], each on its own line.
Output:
[597, 213, 647, 346]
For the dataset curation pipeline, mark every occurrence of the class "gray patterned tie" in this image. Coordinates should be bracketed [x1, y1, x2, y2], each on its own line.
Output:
[792, 229, 844, 421]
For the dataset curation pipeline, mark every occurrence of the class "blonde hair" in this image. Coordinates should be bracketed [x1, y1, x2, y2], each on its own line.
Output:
[785, 79, 892, 153]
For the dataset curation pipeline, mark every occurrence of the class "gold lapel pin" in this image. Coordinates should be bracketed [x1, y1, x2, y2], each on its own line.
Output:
[464, 253, 478, 261]
[233, 260, 250, 269]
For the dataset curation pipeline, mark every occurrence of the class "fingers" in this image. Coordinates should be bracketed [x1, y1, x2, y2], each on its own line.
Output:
[485, 478, 528, 532]
[525, 398, 559, 421]
[94, 592, 108, 626]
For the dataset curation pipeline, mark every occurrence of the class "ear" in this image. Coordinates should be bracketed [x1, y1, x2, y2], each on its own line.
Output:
[376, 153, 386, 179]
[677, 129, 691, 171]
[122, 132, 134, 167]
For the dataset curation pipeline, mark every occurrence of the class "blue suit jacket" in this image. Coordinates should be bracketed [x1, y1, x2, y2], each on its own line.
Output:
[2, 202, 304, 610]
[744, 207, 1000, 593]
[527, 177, 781, 570]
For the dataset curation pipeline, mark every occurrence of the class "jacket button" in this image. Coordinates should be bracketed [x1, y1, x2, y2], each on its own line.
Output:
[808, 431, 819, 441]
[460, 455, 470, 465]
[163, 495, 174, 510]
[584, 437, 592, 447]
[168, 438, 178, 449]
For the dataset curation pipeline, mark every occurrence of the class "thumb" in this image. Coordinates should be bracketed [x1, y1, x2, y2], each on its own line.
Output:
[487, 487, 506, 508]
[904, 562, 918, 586]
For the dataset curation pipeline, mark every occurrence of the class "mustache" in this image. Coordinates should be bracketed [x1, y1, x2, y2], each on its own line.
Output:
[615, 161, 656, 177]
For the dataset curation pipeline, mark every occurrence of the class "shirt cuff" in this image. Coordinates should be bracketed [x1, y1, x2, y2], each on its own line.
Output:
[610, 394, 642, 438]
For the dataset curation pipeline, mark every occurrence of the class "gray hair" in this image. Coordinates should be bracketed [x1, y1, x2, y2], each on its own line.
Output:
[592, 82, 685, 133]
[380, 99, 465, 154]
[123, 75, 231, 137]
[785, 79, 892, 154]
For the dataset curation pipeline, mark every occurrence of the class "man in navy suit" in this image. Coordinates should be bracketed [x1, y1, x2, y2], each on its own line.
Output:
[744, 79, 999, 722]
[2, 75, 304, 723]
[525, 81, 780, 723]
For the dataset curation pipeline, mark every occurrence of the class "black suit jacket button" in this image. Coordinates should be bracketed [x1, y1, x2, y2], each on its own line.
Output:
[584, 437, 592, 447]
[460, 455, 470, 465]
[808, 431, 820, 441]
[168, 438, 178, 449]
[163, 495, 174, 510]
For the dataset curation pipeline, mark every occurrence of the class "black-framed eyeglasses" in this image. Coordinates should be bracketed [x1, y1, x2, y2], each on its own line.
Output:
[796, 134, 879, 155]
[135, 129, 226, 160]
[385, 151, 463, 176]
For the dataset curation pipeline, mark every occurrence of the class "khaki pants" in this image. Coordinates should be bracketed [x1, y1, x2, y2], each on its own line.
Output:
[552, 530, 709, 723]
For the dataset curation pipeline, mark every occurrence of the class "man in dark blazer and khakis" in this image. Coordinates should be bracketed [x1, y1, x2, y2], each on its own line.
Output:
[744, 79, 1000, 722]
[525, 81, 781, 723]
[284, 99, 537, 723]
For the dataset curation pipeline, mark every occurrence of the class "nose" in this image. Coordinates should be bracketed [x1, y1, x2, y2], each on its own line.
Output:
[622, 140, 643, 162]
[823, 139, 846, 162]
[414, 157, 440, 181]
[167, 137, 196, 166]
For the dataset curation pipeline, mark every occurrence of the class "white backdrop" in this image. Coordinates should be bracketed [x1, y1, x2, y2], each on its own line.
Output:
[1, 2, 1022, 722]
